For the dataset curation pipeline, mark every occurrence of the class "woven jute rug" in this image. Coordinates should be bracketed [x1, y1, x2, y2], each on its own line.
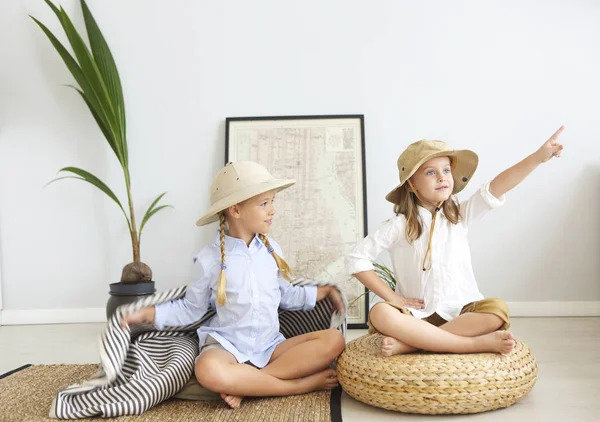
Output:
[0, 364, 342, 422]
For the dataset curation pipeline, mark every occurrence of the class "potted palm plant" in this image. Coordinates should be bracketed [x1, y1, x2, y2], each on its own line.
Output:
[31, 0, 172, 317]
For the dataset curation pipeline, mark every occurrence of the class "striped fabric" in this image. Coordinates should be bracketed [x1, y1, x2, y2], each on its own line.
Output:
[49, 278, 347, 419]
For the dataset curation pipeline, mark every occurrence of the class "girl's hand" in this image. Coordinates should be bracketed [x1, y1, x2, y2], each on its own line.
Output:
[389, 295, 425, 310]
[327, 287, 345, 313]
[121, 306, 155, 328]
[317, 286, 345, 313]
[535, 126, 564, 163]
[489, 125, 565, 198]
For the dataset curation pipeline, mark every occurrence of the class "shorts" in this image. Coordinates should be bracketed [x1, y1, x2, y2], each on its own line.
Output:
[194, 335, 225, 364]
[367, 297, 510, 334]
[193, 335, 259, 368]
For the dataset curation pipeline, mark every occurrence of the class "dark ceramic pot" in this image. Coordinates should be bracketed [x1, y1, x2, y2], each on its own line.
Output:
[106, 281, 156, 319]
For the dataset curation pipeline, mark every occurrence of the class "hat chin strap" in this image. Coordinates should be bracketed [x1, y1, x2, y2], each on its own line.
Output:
[407, 180, 443, 272]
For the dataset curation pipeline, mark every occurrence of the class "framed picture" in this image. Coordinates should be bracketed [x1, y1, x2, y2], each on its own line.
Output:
[225, 115, 368, 328]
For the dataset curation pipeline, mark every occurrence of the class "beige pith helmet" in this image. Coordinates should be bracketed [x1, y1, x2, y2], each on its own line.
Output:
[196, 161, 296, 226]
[385, 140, 479, 204]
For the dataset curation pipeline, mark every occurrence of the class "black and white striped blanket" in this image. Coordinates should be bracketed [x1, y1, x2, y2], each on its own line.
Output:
[49, 279, 347, 419]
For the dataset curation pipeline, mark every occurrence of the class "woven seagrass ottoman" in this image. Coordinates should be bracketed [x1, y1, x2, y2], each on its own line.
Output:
[337, 334, 538, 415]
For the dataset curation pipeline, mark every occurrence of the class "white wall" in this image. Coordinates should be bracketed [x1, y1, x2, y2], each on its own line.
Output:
[0, 0, 599, 318]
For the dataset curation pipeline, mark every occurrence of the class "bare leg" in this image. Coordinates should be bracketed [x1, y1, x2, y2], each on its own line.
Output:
[370, 303, 514, 356]
[200, 329, 344, 408]
[196, 351, 338, 408]
[263, 329, 345, 379]
[381, 311, 507, 355]
[440, 312, 506, 335]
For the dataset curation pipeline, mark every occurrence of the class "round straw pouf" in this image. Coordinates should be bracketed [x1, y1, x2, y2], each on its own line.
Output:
[337, 334, 538, 414]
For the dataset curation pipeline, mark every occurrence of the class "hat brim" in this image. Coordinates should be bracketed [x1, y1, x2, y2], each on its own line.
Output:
[196, 178, 296, 226]
[385, 149, 478, 204]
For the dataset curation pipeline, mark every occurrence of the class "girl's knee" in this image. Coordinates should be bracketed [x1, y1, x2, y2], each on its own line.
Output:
[470, 311, 505, 331]
[368, 304, 386, 331]
[490, 313, 506, 330]
[324, 329, 345, 356]
[195, 357, 230, 392]
[369, 302, 385, 320]
[370, 302, 399, 323]
[369, 303, 411, 334]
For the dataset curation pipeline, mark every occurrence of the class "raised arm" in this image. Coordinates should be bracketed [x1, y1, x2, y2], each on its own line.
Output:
[489, 126, 564, 198]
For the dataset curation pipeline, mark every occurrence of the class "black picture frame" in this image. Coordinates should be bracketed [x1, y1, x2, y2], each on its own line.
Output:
[225, 115, 369, 329]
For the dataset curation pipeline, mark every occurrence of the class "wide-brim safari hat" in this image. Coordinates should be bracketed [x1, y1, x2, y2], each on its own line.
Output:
[385, 140, 479, 204]
[196, 161, 295, 226]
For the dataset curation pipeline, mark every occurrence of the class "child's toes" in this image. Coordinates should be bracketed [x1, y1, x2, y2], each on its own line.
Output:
[227, 395, 243, 408]
[326, 378, 339, 389]
[222, 394, 238, 409]
[501, 339, 515, 355]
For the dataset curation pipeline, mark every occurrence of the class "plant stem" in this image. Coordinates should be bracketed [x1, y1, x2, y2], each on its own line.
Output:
[124, 170, 139, 262]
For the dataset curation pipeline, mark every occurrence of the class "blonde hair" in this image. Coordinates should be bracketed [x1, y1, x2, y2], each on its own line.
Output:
[393, 184, 460, 245]
[216, 212, 292, 306]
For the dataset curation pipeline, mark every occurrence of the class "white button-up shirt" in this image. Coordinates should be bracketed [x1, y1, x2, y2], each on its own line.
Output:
[155, 233, 317, 368]
[345, 183, 505, 321]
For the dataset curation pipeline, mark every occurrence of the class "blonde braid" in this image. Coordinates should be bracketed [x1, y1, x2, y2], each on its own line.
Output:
[258, 234, 292, 281]
[216, 213, 227, 306]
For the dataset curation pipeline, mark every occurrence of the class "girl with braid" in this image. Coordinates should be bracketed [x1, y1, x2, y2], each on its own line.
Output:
[122, 161, 345, 409]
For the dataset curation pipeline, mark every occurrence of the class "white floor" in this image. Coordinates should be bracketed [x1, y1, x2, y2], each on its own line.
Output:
[1, 317, 599, 421]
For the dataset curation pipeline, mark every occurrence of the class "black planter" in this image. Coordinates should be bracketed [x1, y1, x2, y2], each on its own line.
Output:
[106, 281, 156, 319]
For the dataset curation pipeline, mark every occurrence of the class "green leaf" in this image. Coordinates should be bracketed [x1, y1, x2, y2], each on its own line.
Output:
[80, 0, 127, 163]
[147, 192, 167, 213]
[30, 16, 121, 164]
[56, 6, 123, 161]
[348, 290, 368, 307]
[30, 17, 90, 104]
[139, 204, 172, 240]
[69, 86, 121, 158]
[139, 192, 172, 238]
[42, 0, 60, 16]
[374, 262, 396, 290]
[33, 2, 125, 167]
[48, 166, 131, 233]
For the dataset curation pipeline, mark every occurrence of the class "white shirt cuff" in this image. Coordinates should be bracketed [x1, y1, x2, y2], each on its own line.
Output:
[153, 302, 168, 330]
[345, 257, 375, 276]
[303, 286, 318, 312]
[481, 182, 506, 208]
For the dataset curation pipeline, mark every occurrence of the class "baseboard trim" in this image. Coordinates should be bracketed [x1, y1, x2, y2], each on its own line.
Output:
[507, 301, 600, 317]
[0, 308, 106, 325]
[0, 302, 598, 326]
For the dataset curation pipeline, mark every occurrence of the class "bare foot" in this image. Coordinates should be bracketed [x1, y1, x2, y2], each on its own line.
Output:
[477, 331, 516, 355]
[298, 368, 338, 392]
[381, 336, 418, 356]
[220, 392, 244, 409]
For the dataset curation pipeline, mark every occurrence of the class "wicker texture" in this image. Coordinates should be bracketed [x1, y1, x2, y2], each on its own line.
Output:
[337, 334, 538, 414]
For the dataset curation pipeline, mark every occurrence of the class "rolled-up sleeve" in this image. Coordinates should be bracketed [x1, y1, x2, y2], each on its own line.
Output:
[154, 257, 211, 329]
[460, 182, 506, 226]
[279, 281, 317, 312]
[345, 217, 403, 275]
